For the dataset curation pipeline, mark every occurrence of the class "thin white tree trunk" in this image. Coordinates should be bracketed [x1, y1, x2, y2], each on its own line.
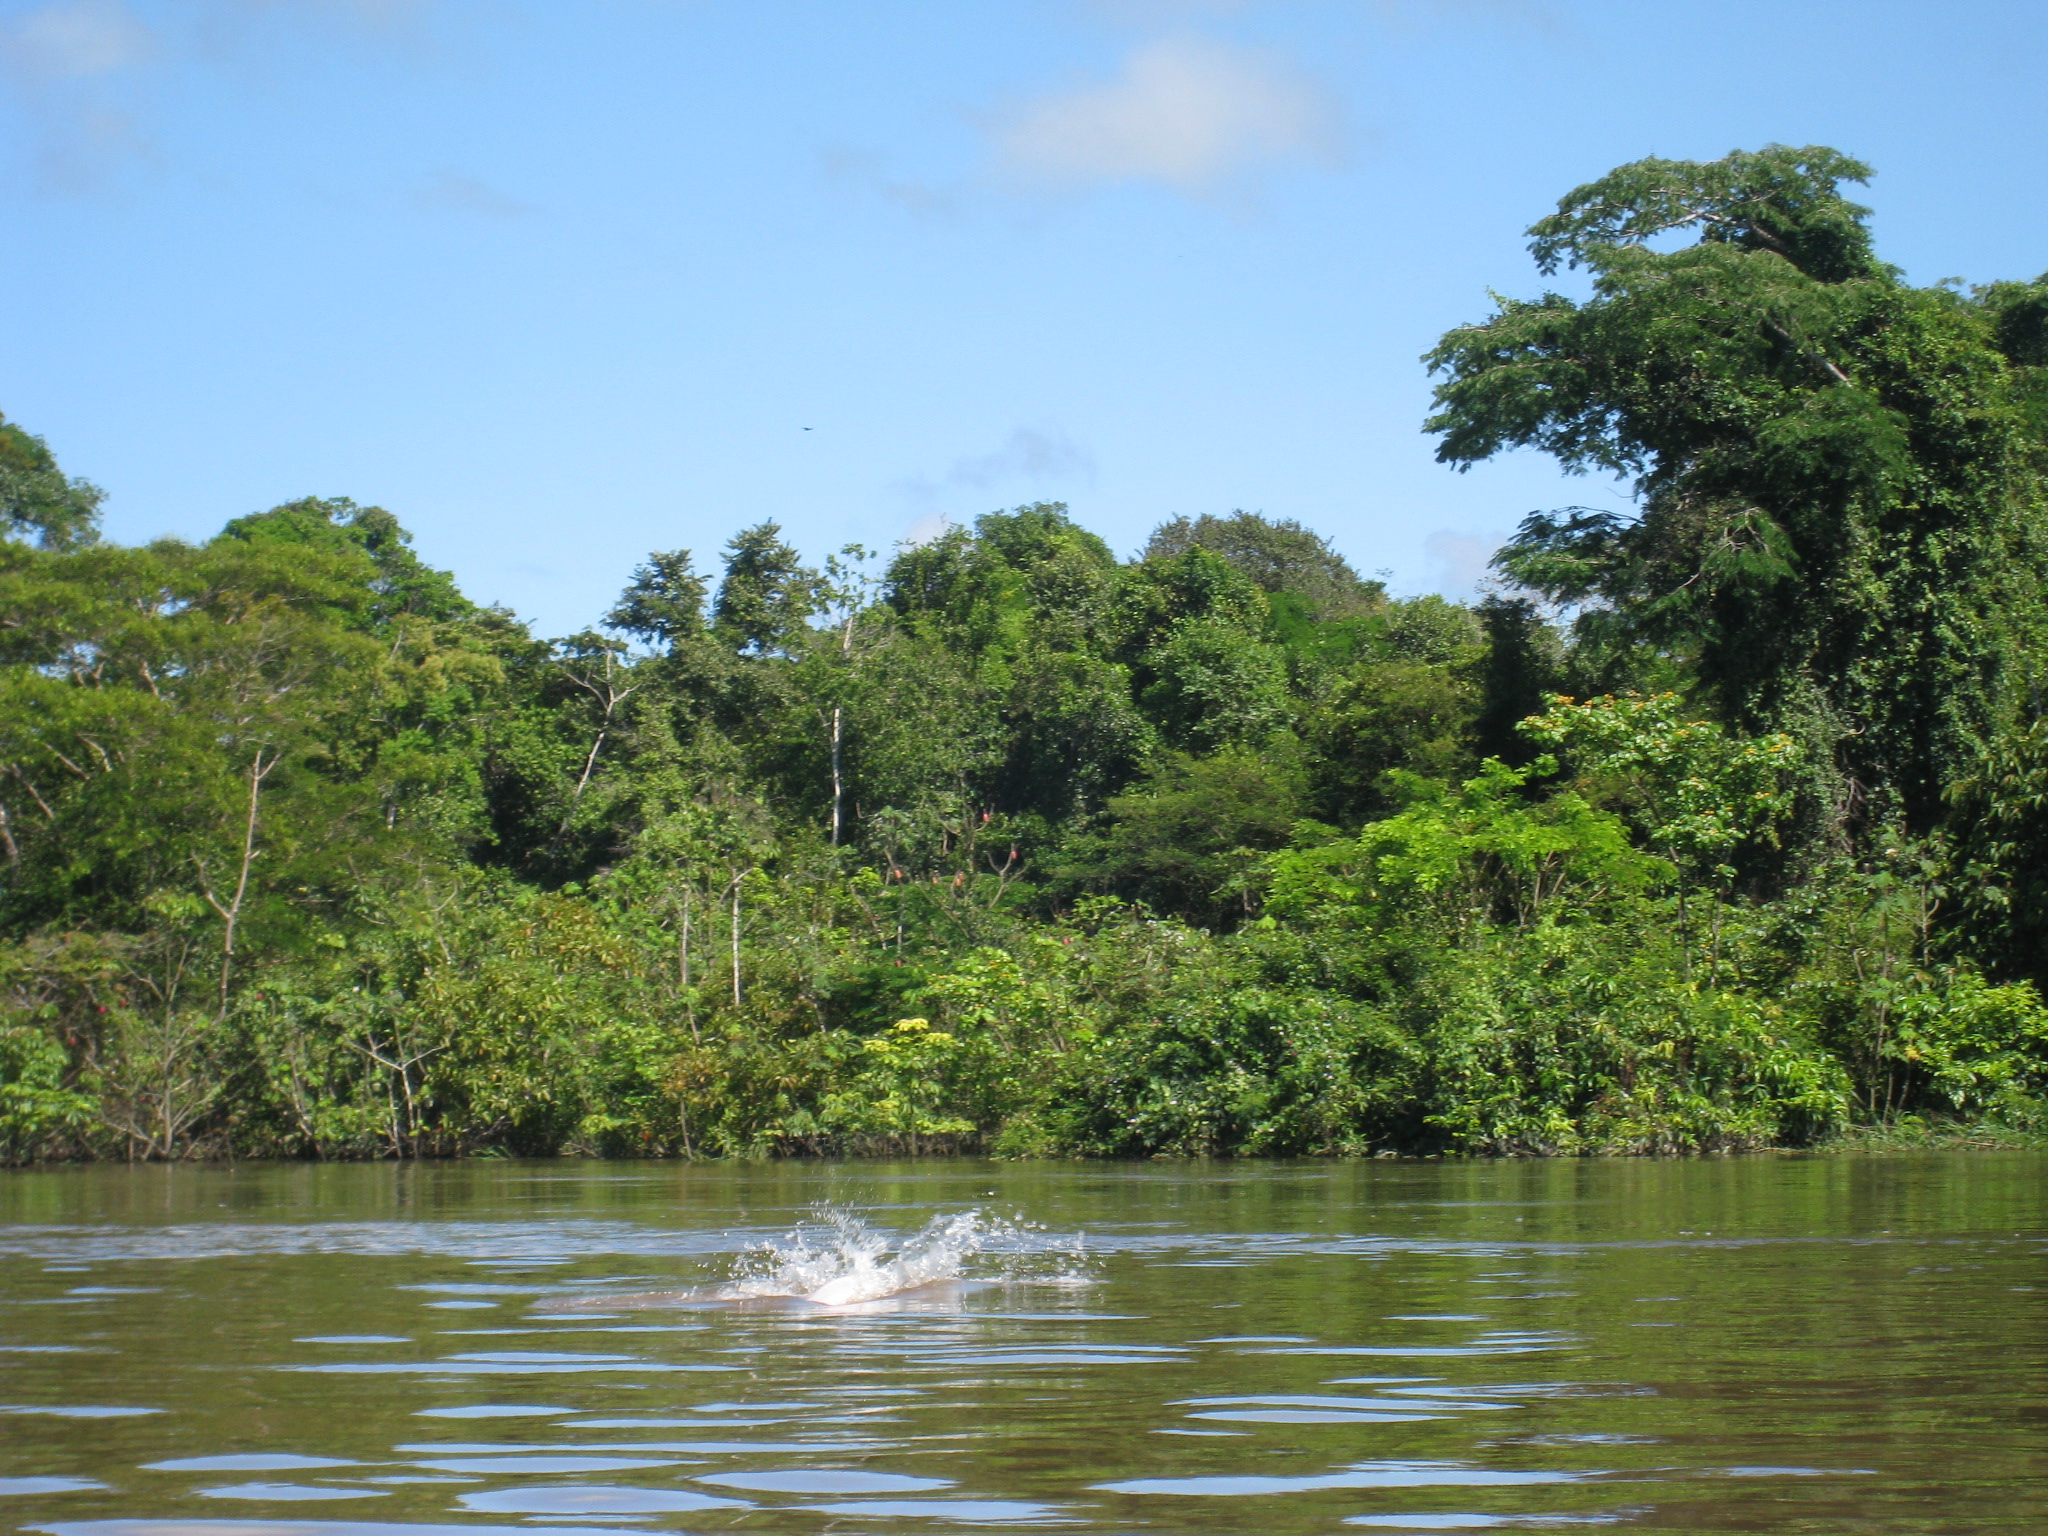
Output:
[830, 705, 843, 845]
[730, 874, 742, 1008]
[203, 747, 279, 1016]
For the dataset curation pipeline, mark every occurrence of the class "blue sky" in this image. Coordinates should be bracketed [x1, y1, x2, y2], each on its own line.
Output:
[3, 0, 2044, 636]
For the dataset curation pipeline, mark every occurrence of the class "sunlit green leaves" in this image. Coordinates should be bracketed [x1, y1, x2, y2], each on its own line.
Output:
[1429, 146, 2048, 835]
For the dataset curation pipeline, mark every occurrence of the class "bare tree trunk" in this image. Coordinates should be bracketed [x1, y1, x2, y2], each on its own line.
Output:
[350, 1035, 441, 1158]
[559, 650, 638, 831]
[829, 599, 856, 845]
[573, 725, 610, 801]
[830, 705, 844, 845]
[730, 874, 742, 1008]
[200, 747, 279, 1016]
[680, 885, 699, 1044]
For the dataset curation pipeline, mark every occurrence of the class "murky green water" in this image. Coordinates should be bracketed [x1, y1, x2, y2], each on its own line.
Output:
[1, 1155, 2044, 1534]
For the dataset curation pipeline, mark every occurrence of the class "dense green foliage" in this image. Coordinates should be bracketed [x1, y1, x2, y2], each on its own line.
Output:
[8, 145, 2048, 1161]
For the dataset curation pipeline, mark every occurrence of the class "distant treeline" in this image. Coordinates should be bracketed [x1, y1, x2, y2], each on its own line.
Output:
[7, 144, 2048, 1162]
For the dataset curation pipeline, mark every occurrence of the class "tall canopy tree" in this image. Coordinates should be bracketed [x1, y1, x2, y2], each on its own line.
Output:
[714, 523, 817, 656]
[1426, 145, 2048, 835]
[1144, 510, 1382, 623]
[0, 413, 102, 551]
[608, 550, 710, 653]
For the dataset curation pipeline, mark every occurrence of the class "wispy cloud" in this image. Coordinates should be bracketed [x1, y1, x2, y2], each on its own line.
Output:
[1, 0, 158, 189]
[2, 0, 152, 80]
[1081, 0, 1545, 19]
[993, 34, 1340, 195]
[35, 101, 144, 182]
[412, 169, 535, 219]
[181, 0, 440, 72]
[1077, 0, 1259, 21]
[0, 0, 424, 85]
[1423, 528, 1507, 599]
[895, 427, 1097, 542]
[947, 427, 1095, 490]
[0, 0, 446, 193]
[222, 0, 433, 27]
[819, 145, 957, 218]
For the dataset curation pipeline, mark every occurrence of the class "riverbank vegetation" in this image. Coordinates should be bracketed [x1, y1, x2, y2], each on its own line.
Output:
[8, 144, 2048, 1161]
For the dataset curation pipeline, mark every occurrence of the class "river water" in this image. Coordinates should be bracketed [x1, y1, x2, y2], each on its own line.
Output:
[0, 1155, 2043, 1534]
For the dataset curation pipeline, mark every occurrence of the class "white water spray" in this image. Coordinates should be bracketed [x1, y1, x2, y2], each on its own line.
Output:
[716, 1207, 1090, 1307]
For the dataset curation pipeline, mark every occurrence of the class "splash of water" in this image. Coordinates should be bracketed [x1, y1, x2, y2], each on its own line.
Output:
[717, 1207, 1088, 1307]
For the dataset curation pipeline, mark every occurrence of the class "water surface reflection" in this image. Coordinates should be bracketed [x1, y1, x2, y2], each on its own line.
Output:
[1, 1155, 2044, 1533]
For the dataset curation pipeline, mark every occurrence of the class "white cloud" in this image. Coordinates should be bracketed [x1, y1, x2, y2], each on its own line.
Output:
[994, 33, 1339, 193]
[3, 0, 153, 81]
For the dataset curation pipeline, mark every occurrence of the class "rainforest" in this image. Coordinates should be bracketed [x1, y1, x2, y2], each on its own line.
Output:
[7, 145, 2048, 1163]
